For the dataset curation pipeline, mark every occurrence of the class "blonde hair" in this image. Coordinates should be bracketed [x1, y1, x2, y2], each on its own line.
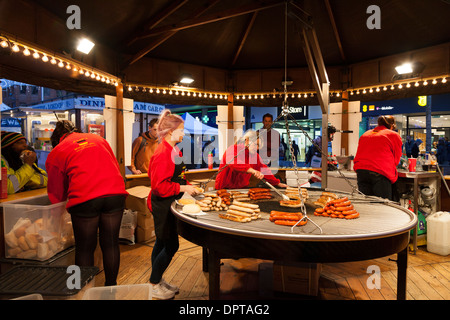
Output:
[157, 109, 184, 140]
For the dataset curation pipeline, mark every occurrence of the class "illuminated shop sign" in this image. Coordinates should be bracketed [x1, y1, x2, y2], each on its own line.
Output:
[133, 102, 165, 114]
[360, 94, 450, 115]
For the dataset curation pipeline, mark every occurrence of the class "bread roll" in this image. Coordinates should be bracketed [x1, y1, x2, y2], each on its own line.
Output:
[8, 247, 22, 257]
[25, 233, 39, 250]
[183, 204, 201, 214]
[5, 232, 19, 248]
[37, 243, 49, 259]
[17, 250, 37, 259]
[18, 236, 30, 251]
[178, 198, 195, 205]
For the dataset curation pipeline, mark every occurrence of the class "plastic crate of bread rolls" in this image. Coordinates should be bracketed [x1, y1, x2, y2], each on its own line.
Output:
[3, 195, 75, 261]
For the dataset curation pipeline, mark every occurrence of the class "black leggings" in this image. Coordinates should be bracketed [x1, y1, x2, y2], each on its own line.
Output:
[69, 195, 125, 286]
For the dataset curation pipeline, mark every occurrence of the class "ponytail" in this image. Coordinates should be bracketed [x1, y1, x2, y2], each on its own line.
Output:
[157, 109, 184, 141]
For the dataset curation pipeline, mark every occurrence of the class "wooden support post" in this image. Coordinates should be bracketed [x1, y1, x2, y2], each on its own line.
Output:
[116, 83, 125, 177]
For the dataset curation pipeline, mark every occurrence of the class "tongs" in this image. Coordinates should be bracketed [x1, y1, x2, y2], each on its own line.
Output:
[261, 179, 290, 201]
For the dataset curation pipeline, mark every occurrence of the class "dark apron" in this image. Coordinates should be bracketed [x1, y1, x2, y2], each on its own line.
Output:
[151, 160, 186, 240]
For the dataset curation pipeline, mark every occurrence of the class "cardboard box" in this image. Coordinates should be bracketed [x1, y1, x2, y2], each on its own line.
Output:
[136, 226, 155, 243]
[125, 186, 155, 243]
[190, 179, 216, 192]
[273, 261, 322, 296]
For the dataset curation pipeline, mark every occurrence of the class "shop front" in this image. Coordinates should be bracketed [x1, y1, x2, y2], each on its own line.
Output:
[250, 105, 324, 163]
[360, 93, 450, 153]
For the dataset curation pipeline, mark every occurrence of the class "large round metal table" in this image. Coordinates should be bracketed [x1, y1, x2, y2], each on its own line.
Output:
[171, 189, 417, 300]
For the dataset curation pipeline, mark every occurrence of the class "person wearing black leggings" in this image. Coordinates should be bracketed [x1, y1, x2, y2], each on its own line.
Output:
[46, 121, 128, 286]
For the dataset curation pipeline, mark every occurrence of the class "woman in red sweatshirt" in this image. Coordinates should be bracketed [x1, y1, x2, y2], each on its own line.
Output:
[215, 130, 288, 190]
[46, 121, 128, 286]
[353, 115, 403, 200]
[148, 110, 197, 299]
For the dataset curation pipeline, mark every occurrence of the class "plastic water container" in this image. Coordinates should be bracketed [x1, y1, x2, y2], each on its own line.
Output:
[82, 284, 152, 300]
[426, 211, 450, 256]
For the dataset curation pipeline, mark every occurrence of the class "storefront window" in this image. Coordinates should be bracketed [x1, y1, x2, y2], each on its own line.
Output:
[407, 115, 450, 145]
[81, 110, 105, 137]
[253, 119, 321, 162]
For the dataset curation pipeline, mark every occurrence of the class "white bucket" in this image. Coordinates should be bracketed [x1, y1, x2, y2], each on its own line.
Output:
[426, 211, 450, 256]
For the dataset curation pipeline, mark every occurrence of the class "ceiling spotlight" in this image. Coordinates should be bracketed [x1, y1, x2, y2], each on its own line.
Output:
[395, 63, 413, 75]
[76, 38, 95, 54]
[179, 74, 194, 85]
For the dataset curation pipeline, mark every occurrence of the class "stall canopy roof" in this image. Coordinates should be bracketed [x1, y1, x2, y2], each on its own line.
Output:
[1, 103, 11, 112]
[181, 112, 218, 135]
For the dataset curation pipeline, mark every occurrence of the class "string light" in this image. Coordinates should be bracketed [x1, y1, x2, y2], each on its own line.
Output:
[0, 35, 120, 87]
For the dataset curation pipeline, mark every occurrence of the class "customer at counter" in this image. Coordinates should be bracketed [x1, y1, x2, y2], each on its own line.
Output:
[215, 130, 288, 190]
[1, 131, 47, 194]
[46, 121, 128, 287]
[129, 118, 159, 174]
[353, 115, 402, 200]
[148, 110, 197, 300]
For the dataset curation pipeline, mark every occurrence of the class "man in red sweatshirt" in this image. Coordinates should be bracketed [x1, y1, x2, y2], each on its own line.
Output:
[353, 115, 402, 200]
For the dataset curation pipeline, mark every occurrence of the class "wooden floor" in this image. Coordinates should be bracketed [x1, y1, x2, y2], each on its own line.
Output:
[88, 236, 450, 300]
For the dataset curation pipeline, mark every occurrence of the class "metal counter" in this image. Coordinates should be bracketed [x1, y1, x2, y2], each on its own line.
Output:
[171, 188, 417, 300]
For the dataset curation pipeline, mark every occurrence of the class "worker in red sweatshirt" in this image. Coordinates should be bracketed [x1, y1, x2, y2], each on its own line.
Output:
[215, 130, 288, 190]
[46, 120, 128, 287]
[353, 115, 403, 200]
[147, 110, 197, 300]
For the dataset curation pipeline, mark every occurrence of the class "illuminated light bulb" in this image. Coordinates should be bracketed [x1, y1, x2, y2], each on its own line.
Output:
[51, 57, 57, 64]
[0, 40, 8, 48]
[187, 92, 191, 96]
[336, 92, 340, 97]
[198, 93, 202, 97]
[383, 86, 387, 91]
[100, 77, 105, 82]
[215, 94, 218, 99]
[432, 79, 437, 85]
[128, 86, 132, 91]
[363, 89, 367, 94]
[79, 69, 84, 74]
[415, 82, 419, 87]
[356, 90, 360, 95]
[66, 63, 71, 70]
[304, 93, 307, 98]
[42, 55, 49, 62]
[157, 88, 162, 94]
[73, 66, 78, 72]
[423, 80, 428, 86]
[369, 88, 373, 93]
[113, 81, 118, 86]
[58, 60, 64, 68]
[142, 87, 147, 93]
[350, 91, 354, 95]
[261, 95, 265, 99]
[193, 92, 197, 97]
[175, 90, 179, 95]
[33, 51, 40, 59]
[90, 73, 95, 79]
[12, 44, 19, 52]
[242, 95, 246, 100]
[162, 89, 166, 94]
[390, 85, 395, 90]
[209, 93, 212, 98]
[23, 47, 30, 56]
[106, 79, 111, 84]
[443, 77, 447, 83]
[376, 87, 380, 92]
[169, 90, 173, 95]
[310, 93, 314, 97]
[85, 71, 90, 77]
[149, 88, 153, 93]
[406, 83, 411, 88]
[398, 84, 403, 89]
[96, 75, 100, 80]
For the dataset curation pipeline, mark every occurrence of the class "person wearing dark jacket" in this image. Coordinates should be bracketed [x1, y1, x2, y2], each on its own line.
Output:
[436, 137, 448, 165]
[411, 139, 422, 158]
[46, 121, 128, 287]
[403, 136, 415, 158]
